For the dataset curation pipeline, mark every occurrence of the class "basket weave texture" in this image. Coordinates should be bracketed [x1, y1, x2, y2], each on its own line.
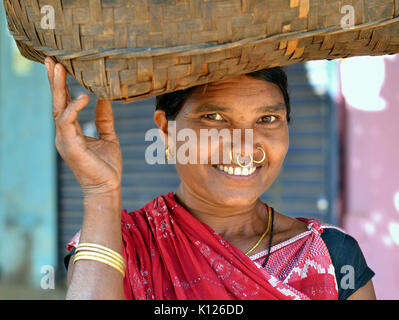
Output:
[3, 0, 399, 103]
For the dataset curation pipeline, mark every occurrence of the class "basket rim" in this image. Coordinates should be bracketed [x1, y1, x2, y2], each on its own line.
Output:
[8, 15, 399, 62]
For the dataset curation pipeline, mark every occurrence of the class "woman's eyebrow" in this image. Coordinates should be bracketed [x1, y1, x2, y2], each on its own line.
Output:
[191, 103, 230, 114]
[191, 102, 286, 114]
[258, 102, 287, 113]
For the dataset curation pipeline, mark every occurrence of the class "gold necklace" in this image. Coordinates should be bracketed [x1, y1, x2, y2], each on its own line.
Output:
[245, 205, 272, 256]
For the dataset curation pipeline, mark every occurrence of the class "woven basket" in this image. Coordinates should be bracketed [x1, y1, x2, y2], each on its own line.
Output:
[3, 0, 399, 103]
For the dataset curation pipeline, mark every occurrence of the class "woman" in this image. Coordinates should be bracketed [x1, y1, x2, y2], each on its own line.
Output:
[44, 57, 376, 300]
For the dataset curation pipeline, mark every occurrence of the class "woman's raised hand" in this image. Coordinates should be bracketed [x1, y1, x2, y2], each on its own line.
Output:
[45, 57, 122, 197]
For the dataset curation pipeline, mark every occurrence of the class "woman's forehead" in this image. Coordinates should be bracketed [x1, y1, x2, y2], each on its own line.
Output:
[199, 75, 271, 91]
[185, 75, 284, 107]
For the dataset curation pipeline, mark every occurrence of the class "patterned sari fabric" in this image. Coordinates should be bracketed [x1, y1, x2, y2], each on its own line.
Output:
[67, 192, 338, 300]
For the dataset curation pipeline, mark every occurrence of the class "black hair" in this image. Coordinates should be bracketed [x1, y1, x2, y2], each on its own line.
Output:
[155, 67, 291, 123]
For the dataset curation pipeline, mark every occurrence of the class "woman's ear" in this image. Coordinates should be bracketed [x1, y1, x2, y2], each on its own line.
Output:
[153, 109, 169, 145]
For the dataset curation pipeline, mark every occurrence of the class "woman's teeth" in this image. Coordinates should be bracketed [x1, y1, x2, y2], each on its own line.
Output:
[215, 165, 257, 176]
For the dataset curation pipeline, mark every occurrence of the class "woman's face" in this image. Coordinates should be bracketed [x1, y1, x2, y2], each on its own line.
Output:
[158, 74, 289, 208]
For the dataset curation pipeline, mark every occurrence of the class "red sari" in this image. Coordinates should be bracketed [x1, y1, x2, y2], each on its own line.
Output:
[67, 192, 338, 300]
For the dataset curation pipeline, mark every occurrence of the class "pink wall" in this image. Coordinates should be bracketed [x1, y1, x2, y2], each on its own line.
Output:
[339, 54, 399, 299]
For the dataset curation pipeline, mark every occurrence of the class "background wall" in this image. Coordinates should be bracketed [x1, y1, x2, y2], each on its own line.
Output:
[339, 54, 399, 299]
[0, 4, 58, 294]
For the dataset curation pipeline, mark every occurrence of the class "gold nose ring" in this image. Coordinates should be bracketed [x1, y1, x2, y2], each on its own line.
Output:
[229, 149, 237, 164]
[229, 148, 264, 167]
[229, 149, 249, 165]
[236, 153, 253, 168]
[253, 146, 266, 164]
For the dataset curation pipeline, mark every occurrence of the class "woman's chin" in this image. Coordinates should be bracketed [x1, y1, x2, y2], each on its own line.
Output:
[204, 187, 263, 207]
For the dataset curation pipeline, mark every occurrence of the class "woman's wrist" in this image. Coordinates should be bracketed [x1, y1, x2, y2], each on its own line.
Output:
[83, 186, 122, 199]
[80, 188, 123, 250]
[83, 188, 122, 208]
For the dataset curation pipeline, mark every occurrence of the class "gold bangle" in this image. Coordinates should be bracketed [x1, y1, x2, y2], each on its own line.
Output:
[74, 251, 125, 273]
[73, 252, 125, 278]
[75, 247, 126, 270]
[74, 251, 125, 270]
[75, 245, 125, 268]
[74, 255, 125, 278]
[76, 243, 125, 266]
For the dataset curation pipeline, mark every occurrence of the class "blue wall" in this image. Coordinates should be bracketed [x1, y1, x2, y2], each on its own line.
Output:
[0, 4, 57, 287]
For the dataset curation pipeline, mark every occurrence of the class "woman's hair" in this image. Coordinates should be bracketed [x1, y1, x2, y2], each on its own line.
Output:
[155, 67, 291, 123]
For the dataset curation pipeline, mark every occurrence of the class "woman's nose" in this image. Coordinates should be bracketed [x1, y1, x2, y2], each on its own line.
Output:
[230, 140, 255, 167]
[231, 128, 254, 158]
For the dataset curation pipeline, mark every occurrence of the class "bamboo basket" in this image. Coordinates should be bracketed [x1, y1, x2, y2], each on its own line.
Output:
[3, 0, 399, 103]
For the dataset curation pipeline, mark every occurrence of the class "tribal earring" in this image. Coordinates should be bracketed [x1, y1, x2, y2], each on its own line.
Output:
[165, 146, 174, 161]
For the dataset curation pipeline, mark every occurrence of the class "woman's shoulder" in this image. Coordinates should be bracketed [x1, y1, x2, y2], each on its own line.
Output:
[318, 225, 370, 271]
[289, 217, 371, 271]
[121, 192, 177, 232]
[318, 224, 351, 248]
[276, 214, 375, 299]
[274, 213, 373, 267]
[121, 193, 167, 217]
[272, 211, 309, 244]
[314, 222, 365, 260]
[316, 223, 375, 300]
[122, 192, 174, 216]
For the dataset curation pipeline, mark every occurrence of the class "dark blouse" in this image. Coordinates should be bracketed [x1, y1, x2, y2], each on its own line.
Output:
[320, 227, 375, 299]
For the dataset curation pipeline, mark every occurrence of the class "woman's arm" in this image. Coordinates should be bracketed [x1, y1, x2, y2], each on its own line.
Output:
[347, 280, 376, 300]
[45, 57, 124, 299]
[66, 190, 124, 299]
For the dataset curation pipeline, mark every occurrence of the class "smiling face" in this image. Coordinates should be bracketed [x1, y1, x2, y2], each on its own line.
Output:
[154, 74, 289, 209]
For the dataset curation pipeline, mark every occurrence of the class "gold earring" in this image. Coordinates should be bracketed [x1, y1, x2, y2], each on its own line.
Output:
[253, 146, 266, 164]
[165, 146, 174, 160]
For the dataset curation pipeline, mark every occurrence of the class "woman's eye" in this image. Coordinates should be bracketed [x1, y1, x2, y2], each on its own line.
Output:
[258, 115, 278, 124]
[204, 113, 223, 121]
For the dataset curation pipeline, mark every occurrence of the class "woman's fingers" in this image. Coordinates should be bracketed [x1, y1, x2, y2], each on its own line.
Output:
[58, 93, 90, 126]
[66, 85, 72, 104]
[45, 57, 88, 134]
[45, 57, 55, 93]
[53, 63, 69, 120]
[74, 119, 84, 137]
[46, 57, 76, 110]
[45, 57, 116, 143]
[95, 99, 117, 141]
[45, 57, 68, 120]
